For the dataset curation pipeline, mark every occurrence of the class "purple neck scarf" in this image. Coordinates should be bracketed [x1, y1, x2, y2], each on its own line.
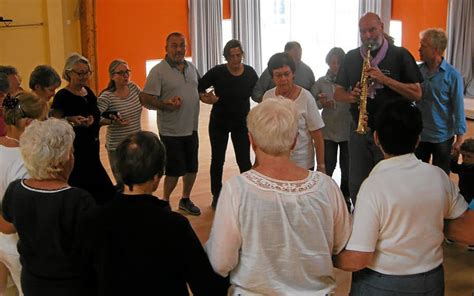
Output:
[360, 38, 388, 98]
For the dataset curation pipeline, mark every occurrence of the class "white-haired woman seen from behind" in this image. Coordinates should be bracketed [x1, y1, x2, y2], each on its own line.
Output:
[206, 98, 351, 295]
[2, 118, 96, 296]
[0, 92, 48, 296]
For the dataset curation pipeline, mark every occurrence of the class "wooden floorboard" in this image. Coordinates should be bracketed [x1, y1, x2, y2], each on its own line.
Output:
[97, 103, 474, 295]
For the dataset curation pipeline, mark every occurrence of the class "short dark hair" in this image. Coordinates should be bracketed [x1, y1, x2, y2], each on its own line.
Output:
[284, 41, 301, 52]
[0, 65, 18, 76]
[29, 65, 61, 90]
[460, 138, 474, 154]
[0, 73, 9, 93]
[116, 131, 166, 190]
[375, 100, 422, 155]
[223, 39, 244, 60]
[166, 32, 184, 44]
[267, 52, 296, 78]
[325, 47, 345, 65]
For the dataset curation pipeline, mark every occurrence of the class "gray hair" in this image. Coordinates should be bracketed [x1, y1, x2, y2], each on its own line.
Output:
[20, 118, 75, 180]
[420, 28, 447, 54]
[325, 47, 346, 65]
[284, 41, 301, 52]
[247, 97, 298, 155]
[62, 53, 91, 82]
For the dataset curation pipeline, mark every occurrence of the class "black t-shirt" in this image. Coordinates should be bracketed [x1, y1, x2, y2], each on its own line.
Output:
[2, 179, 96, 279]
[51, 87, 114, 205]
[51, 86, 101, 156]
[198, 64, 258, 118]
[336, 43, 423, 129]
[450, 161, 474, 201]
[82, 194, 228, 295]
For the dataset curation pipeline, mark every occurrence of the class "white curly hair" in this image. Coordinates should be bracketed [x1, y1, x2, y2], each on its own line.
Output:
[20, 118, 75, 180]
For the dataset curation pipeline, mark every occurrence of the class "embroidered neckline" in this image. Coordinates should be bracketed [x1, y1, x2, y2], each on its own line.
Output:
[243, 169, 320, 193]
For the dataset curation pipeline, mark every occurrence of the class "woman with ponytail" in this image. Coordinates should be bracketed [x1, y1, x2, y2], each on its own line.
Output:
[97, 59, 142, 189]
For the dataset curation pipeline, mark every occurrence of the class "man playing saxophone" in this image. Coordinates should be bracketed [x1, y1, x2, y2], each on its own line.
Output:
[334, 12, 423, 205]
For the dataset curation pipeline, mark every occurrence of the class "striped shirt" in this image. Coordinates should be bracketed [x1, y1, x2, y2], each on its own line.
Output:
[98, 82, 142, 150]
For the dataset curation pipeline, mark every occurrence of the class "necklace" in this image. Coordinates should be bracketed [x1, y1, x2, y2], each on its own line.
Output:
[277, 84, 295, 99]
[5, 136, 20, 144]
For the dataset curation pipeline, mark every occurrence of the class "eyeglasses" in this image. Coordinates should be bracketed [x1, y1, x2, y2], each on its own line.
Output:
[71, 70, 92, 78]
[113, 70, 132, 76]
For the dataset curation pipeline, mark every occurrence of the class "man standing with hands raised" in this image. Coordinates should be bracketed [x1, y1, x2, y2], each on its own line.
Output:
[140, 32, 216, 215]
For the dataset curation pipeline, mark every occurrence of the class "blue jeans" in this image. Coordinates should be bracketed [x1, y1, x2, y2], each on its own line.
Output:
[415, 137, 454, 175]
[348, 125, 384, 204]
[324, 140, 349, 197]
[350, 265, 444, 296]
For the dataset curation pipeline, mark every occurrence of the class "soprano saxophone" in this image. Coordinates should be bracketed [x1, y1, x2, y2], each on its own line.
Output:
[355, 43, 372, 134]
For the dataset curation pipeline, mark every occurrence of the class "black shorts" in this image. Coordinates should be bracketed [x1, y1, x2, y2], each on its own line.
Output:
[160, 131, 199, 177]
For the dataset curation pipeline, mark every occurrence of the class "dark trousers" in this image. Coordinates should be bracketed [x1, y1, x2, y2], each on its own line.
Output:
[350, 265, 444, 296]
[209, 114, 252, 198]
[324, 140, 349, 197]
[348, 125, 384, 205]
[415, 137, 454, 175]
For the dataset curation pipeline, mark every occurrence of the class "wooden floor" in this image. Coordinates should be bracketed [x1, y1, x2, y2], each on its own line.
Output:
[98, 103, 474, 295]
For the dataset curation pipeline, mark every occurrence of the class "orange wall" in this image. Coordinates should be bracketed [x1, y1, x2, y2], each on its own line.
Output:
[392, 0, 448, 60]
[223, 0, 231, 19]
[96, 0, 190, 91]
[95, 0, 449, 89]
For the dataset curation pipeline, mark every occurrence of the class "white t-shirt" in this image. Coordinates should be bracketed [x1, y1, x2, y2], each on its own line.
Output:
[263, 88, 324, 169]
[346, 154, 468, 275]
[206, 170, 351, 295]
[0, 145, 28, 255]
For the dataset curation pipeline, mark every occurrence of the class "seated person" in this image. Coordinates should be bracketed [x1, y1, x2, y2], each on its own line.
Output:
[206, 98, 351, 295]
[335, 100, 474, 295]
[82, 131, 228, 295]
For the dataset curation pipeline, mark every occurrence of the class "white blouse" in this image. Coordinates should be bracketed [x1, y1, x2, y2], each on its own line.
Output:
[0, 145, 28, 255]
[206, 170, 351, 296]
[263, 88, 325, 169]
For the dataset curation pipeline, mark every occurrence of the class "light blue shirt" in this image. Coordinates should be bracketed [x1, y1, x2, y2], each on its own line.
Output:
[417, 59, 466, 143]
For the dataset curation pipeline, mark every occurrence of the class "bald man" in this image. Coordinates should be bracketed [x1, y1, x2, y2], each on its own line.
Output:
[333, 12, 423, 205]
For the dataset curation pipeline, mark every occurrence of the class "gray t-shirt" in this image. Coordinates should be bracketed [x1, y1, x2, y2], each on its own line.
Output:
[311, 73, 351, 142]
[143, 59, 200, 136]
